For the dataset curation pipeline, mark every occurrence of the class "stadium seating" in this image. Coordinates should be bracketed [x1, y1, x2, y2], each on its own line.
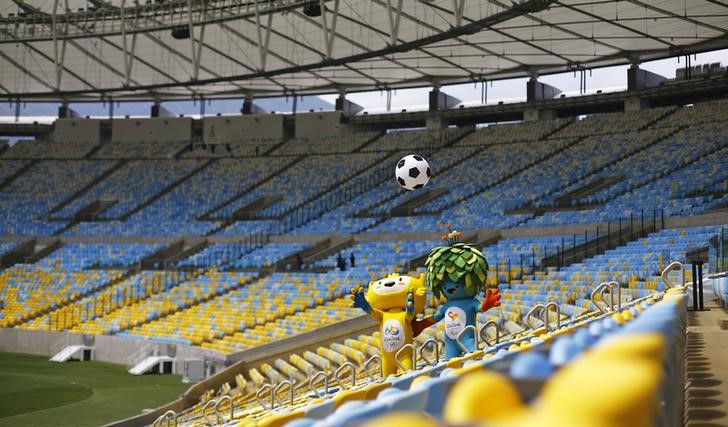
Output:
[0, 160, 114, 235]
[271, 132, 380, 155]
[36, 243, 164, 269]
[0, 264, 122, 327]
[0, 160, 31, 182]
[70, 270, 255, 336]
[180, 138, 282, 158]
[92, 141, 188, 159]
[1, 140, 98, 159]
[56, 160, 204, 219]
[454, 118, 571, 146]
[214, 153, 384, 219]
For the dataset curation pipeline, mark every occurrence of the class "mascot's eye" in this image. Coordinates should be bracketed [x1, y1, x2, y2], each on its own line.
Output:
[399, 277, 402, 281]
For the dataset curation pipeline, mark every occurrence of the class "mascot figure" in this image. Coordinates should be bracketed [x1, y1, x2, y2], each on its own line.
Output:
[350, 273, 427, 376]
[424, 225, 501, 359]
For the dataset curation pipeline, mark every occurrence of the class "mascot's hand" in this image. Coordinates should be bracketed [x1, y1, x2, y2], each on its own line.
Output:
[481, 288, 501, 311]
[406, 290, 415, 317]
[350, 285, 372, 314]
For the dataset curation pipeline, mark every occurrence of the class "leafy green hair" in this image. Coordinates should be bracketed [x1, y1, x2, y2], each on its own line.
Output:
[425, 242, 488, 299]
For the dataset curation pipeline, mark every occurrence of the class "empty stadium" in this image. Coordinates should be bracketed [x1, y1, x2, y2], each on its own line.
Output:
[1, 0, 728, 426]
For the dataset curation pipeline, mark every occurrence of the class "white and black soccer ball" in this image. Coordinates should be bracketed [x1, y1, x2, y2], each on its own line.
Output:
[395, 154, 431, 191]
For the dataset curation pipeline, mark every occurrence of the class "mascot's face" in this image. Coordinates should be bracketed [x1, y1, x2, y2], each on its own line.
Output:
[366, 274, 427, 313]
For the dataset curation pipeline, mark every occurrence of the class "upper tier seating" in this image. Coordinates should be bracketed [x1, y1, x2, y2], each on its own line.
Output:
[92, 141, 188, 159]
[455, 118, 571, 146]
[56, 160, 204, 219]
[270, 132, 380, 155]
[1, 140, 98, 159]
[362, 128, 470, 153]
[214, 153, 383, 218]
[0, 160, 31, 182]
[179, 138, 282, 158]
[550, 107, 674, 138]
[36, 243, 164, 269]
[0, 160, 114, 235]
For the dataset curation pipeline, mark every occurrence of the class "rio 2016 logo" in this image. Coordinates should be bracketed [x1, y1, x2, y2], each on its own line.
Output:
[382, 319, 405, 352]
[385, 324, 400, 336]
[444, 306, 466, 339]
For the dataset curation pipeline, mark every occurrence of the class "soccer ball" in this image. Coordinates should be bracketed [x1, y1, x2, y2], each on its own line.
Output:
[395, 154, 430, 190]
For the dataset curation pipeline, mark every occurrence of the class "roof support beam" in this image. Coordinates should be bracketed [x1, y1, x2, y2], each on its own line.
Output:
[120, 0, 139, 87]
[385, 0, 404, 46]
[52, 0, 68, 90]
[320, 0, 340, 58]
[188, 0, 206, 80]
[254, 0, 274, 70]
[452, 0, 466, 27]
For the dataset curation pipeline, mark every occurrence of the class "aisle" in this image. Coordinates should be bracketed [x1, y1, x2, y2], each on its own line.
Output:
[684, 281, 728, 427]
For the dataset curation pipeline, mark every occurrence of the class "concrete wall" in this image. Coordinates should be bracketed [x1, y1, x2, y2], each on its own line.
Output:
[294, 111, 343, 138]
[54, 118, 101, 144]
[0, 328, 225, 375]
[111, 117, 192, 143]
[203, 114, 284, 142]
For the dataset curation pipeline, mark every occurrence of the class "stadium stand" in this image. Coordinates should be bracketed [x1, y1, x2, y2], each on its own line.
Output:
[0, 101, 726, 427]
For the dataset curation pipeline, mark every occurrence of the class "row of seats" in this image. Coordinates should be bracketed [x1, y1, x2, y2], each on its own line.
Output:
[362, 128, 469, 153]
[69, 270, 254, 335]
[34, 242, 164, 270]
[271, 133, 380, 155]
[117, 270, 366, 348]
[92, 141, 188, 159]
[0, 160, 114, 235]
[180, 138, 282, 158]
[527, 129, 728, 227]
[2, 140, 98, 159]
[19, 271, 191, 331]
[56, 160, 204, 219]
[454, 118, 571, 146]
[0, 159, 30, 182]
[214, 153, 384, 219]
[0, 264, 122, 327]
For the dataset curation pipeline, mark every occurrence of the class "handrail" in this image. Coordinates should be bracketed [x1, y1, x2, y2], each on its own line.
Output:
[662, 261, 685, 289]
[255, 384, 273, 410]
[544, 302, 561, 331]
[273, 380, 294, 406]
[590, 283, 609, 314]
[201, 399, 219, 426]
[479, 320, 499, 346]
[334, 362, 356, 390]
[395, 343, 416, 372]
[455, 325, 479, 353]
[525, 303, 546, 329]
[608, 281, 621, 311]
[308, 371, 329, 398]
[152, 410, 177, 427]
[363, 355, 382, 381]
[214, 395, 234, 425]
[417, 339, 440, 366]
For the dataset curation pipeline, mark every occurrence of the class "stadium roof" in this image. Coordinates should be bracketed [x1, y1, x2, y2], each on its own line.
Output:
[0, 0, 727, 100]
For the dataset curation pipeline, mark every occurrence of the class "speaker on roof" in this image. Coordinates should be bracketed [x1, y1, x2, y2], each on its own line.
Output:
[303, 0, 321, 17]
[171, 25, 190, 39]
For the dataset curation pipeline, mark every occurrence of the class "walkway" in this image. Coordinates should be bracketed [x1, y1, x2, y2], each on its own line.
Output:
[684, 281, 728, 427]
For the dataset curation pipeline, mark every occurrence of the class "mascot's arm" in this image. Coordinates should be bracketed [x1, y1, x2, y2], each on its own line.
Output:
[412, 317, 436, 338]
[350, 285, 384, 322]
[480, 288, 501, 312]
[412, 303, 444, 336]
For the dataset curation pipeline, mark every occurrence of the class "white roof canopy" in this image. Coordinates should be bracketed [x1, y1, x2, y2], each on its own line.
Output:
[1, 0, 726, 100]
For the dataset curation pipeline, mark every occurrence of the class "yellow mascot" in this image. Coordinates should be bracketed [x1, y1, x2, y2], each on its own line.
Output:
[351, 273, 427, 376]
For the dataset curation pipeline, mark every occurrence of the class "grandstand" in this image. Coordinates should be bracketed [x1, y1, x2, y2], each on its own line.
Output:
[1, 0, 728, 426]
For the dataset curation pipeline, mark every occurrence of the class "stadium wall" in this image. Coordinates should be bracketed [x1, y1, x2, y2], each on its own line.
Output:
[111, 117, 192, 143]
[203, 114, 285, 142]
[0, 328, 226, 375]
[54, 118, 102, 144]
